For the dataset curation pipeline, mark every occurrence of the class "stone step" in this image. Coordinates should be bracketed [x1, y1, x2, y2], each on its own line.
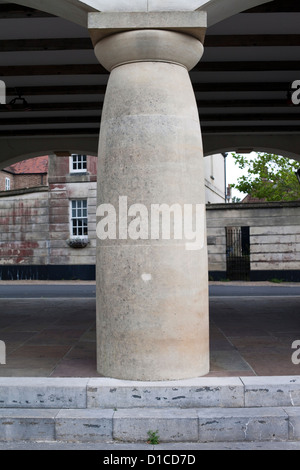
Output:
[1, 376, 300, 409]
[0, 407, 300, 443]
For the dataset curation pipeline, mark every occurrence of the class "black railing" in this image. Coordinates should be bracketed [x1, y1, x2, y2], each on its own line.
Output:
[226, 226, 250, 281]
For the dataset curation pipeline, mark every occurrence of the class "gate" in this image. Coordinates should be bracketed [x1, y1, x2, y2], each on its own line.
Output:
[226, 226, 250, 281]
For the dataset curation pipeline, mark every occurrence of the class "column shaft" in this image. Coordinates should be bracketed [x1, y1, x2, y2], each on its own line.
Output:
[94, 29, 209, 381]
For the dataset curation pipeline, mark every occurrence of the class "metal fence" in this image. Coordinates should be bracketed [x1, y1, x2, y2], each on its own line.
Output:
[226, 226, 250, 281]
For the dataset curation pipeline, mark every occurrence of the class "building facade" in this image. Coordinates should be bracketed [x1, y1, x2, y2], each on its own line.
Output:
[0, 156, 48, 192]
[0, 154, 97, 280]
[0, 154, 299, 282]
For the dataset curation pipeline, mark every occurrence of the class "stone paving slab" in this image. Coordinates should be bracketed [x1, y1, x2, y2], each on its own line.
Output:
[241, 376, 300, 407]
[87, 377, 244, 409]
[0, 378, 88, 409]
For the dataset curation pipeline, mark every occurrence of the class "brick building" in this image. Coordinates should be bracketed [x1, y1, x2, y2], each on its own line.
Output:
[0, 156, 48, 192]
[1, 153, 299, 282]
[0, 154, 98, 280]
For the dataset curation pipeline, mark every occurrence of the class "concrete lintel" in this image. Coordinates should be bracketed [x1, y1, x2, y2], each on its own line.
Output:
[88, 11, 207, 45]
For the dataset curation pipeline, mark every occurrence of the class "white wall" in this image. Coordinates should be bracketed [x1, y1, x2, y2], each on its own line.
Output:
[204, 153, 226, 204]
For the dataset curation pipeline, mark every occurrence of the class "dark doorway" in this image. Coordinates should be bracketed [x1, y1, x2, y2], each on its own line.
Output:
[226, 226, 250, 280]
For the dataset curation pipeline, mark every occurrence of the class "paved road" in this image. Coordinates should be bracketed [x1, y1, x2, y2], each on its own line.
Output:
[0, 283, 300, 298]
[0, 284, 96, 298]
[209, 284, 300, 297]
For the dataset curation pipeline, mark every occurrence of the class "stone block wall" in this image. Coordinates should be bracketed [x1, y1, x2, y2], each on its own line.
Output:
[0, 182, 97, 280]
[0, 192, 299, 281]
[0, 188, 49, 274]
[207, 201, 300, 281]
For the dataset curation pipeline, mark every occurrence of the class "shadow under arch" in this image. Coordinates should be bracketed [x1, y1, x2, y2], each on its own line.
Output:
[203, 133, 300, 163]
[0, 136, 99, 170]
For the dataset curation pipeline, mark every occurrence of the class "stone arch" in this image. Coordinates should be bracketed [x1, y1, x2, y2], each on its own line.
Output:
[0, 136, 98, 169]
[203, 134, 300, 164]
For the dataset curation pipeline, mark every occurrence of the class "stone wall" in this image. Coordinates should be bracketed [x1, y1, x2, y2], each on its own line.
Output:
[207, 201, 300, 281]
[0, 182, 97, 280]
[204, 154, 226, 204]
[0, 192, 299, 281]
[0, 188, 50, 275]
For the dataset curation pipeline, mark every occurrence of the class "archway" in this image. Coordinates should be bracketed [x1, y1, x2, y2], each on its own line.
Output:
[1, 0, 300, 381]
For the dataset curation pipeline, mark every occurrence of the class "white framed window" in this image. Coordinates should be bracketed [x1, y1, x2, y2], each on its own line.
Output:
[5, 177, 10, 191]
[70, 154, 87, 173]
[70, 200, 88, 238]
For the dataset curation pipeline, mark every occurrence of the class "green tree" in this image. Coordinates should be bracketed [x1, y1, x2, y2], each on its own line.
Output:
[231, 152, 300, 202]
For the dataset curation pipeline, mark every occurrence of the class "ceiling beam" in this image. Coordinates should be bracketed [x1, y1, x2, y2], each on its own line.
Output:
[200, 113, 300, 122]
[0, 64, 105, 76]
[4, 82, 291, 97]
[0, 101, 101, 112]
[0, 99, 293, 112]
[193, 82, 290, 92]
[2, 34, 300, 52]
[0, 38, 93, 52]
[1, 61, 300, 76]
[203, 125, 300, 133]
[6, 85, 107, 96]
[1, 112, 299, 127]
[194, 61, 300, 72]
[0, 115, 101, 125]
[1, 125, 300, 138]
[0, 128, 100, 136]
[204, 34, 300, 47]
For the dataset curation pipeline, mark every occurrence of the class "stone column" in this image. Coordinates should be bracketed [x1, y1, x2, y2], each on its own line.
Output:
[90, 12, 209, 381]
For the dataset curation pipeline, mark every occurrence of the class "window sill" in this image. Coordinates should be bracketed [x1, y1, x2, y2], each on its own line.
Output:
[67, 238, 90, 249]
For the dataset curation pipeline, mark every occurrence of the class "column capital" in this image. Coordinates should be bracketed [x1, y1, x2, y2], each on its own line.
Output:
[89, 12, 206, 72]
[88, 11, 207, 45]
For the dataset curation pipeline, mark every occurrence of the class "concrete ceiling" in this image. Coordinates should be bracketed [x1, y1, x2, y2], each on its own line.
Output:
[0, 0, 300, 167]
